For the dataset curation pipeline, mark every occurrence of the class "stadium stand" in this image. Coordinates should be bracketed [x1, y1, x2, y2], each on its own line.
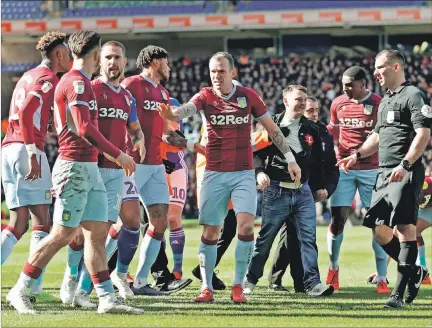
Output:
[60, 0, 427, 18]
[1, 0, 45, 20]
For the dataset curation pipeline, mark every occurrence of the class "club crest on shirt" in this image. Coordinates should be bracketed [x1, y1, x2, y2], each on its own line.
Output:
[364, 104, 373, 115]
[237, 97, 247, 109]
[161, 90, 168, 100]
[73, 81, 85, 94]
[103, 93, 108, 100]
[421, 104, 432, 118]
[124, 95, 130, 106]
[62, 210, 71, 222]
[41, 81, 53, 93]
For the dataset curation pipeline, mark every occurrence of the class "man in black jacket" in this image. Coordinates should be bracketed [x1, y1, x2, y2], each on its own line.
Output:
[244, 85, 334, 297]
[267, 96, 339, 292]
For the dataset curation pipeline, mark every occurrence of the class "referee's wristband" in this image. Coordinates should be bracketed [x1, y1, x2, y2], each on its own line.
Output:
[284, 152, 296, 163]
[186, 139, 195, 152]
[25, 144, 37, 157]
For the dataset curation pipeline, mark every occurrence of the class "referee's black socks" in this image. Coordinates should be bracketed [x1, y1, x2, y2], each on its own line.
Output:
[392, 241, 418, 297]
[381, 235, 400, 262]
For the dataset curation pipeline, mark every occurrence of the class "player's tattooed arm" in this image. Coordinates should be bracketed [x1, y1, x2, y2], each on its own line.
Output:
[172, 103, 198, 120]
[127, 120, 146, 162]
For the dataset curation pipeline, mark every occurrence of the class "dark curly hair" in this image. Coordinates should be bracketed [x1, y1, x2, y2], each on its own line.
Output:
[36, 31, 67, 59]
[136, 45, 169, 70]
[68, 30, 101, 58]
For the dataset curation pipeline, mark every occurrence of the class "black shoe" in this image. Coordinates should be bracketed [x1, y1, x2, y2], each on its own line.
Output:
[192, 266, 201, 280]
[160, 278, 193, 293]
[384, 294, 404, 309]
[406, 266, 428, 304]
[268, 284, 289, 292]
[212, 271, 226, 291]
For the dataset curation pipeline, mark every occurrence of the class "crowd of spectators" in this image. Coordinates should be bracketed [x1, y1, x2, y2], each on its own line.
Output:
[1, 52, 431, 219]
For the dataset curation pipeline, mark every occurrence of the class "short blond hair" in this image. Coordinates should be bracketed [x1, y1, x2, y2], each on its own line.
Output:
[282, 85, 307, 97]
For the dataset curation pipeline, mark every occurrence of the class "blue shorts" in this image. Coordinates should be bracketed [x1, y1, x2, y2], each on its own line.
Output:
[330, 169, 378, 208]
[52, 159, 107, 228]
[99, 168, 124, 223]
[121, 164, 169, 206]
[1, 143, 52, 209]
[198, 169, 256, 226]
[418, 207, 432, 224]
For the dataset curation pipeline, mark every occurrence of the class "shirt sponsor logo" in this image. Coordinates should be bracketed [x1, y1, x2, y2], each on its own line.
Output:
[339, 117, 374, 127]
[364, 104, 373, 115]
[421, 104, 432, 118]
[73, 81, 85, 94]
[99, 107, 129, 120]
[237, 97, 247, 109]
[210, 114, 249, 125]
[41, 81, 53, 93]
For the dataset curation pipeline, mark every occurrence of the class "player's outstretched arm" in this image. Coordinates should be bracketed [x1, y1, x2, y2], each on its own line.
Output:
[69, 104, 136, 175]
[336, 131, 379, 173]
[259, 116, 301, 185]
[157, 103, 198, 121]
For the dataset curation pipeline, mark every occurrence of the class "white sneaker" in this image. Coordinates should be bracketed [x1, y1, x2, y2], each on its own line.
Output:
[307, 283, 334, 297]
[72, 289, 97, 308]
[60, 275, 78, 305]
[6, 286, 36, 314]
[243, 281, 256, 294]
[111, 269, 134, 299]
[97, 295, 144, 314]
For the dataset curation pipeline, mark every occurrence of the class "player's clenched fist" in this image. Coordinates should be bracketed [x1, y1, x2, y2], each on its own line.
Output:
[256, 172, 270, 191]
[288, 162, 301, 185]
[116, 151, 136, 176]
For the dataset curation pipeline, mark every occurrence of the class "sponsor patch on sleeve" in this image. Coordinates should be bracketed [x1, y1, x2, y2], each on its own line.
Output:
[41, 81, 53, 93]
[73, 81, 85, 94]
[421, 104, 432, 118]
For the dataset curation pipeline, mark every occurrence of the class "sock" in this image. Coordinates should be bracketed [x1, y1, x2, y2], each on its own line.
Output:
[327, 224, 343, 270]
[105, 226, 120, 261]
[233, 234, 254, 286]
[198, 236, 218, 291]
[117, 226, 140, 274]
[133, 229, 163, 287]
[416, 235, 427, 268]
[29, 225, 50, 293]
[380, 235, 400, 262]
[372, 238, 388, 282]
[392, 241, 418, 297]
[1, 226, 22, 264]
[169, 227, 185, 275]
[91, 270, 115, 299]
[66, 240, 84, 277]
[17, 262, 43, 290]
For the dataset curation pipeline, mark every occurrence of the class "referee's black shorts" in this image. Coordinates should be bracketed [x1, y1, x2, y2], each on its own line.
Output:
[363, 165, 424, 228]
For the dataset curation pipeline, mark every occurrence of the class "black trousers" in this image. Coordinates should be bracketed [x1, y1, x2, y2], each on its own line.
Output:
[267, 217, 306, 292]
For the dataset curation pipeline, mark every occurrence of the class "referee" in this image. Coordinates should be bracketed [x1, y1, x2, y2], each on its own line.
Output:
[337, 49, 431, 308]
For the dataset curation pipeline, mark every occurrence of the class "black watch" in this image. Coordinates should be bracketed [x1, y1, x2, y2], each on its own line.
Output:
[400, 159, 412, 171]
[355, 150, 362, 159]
